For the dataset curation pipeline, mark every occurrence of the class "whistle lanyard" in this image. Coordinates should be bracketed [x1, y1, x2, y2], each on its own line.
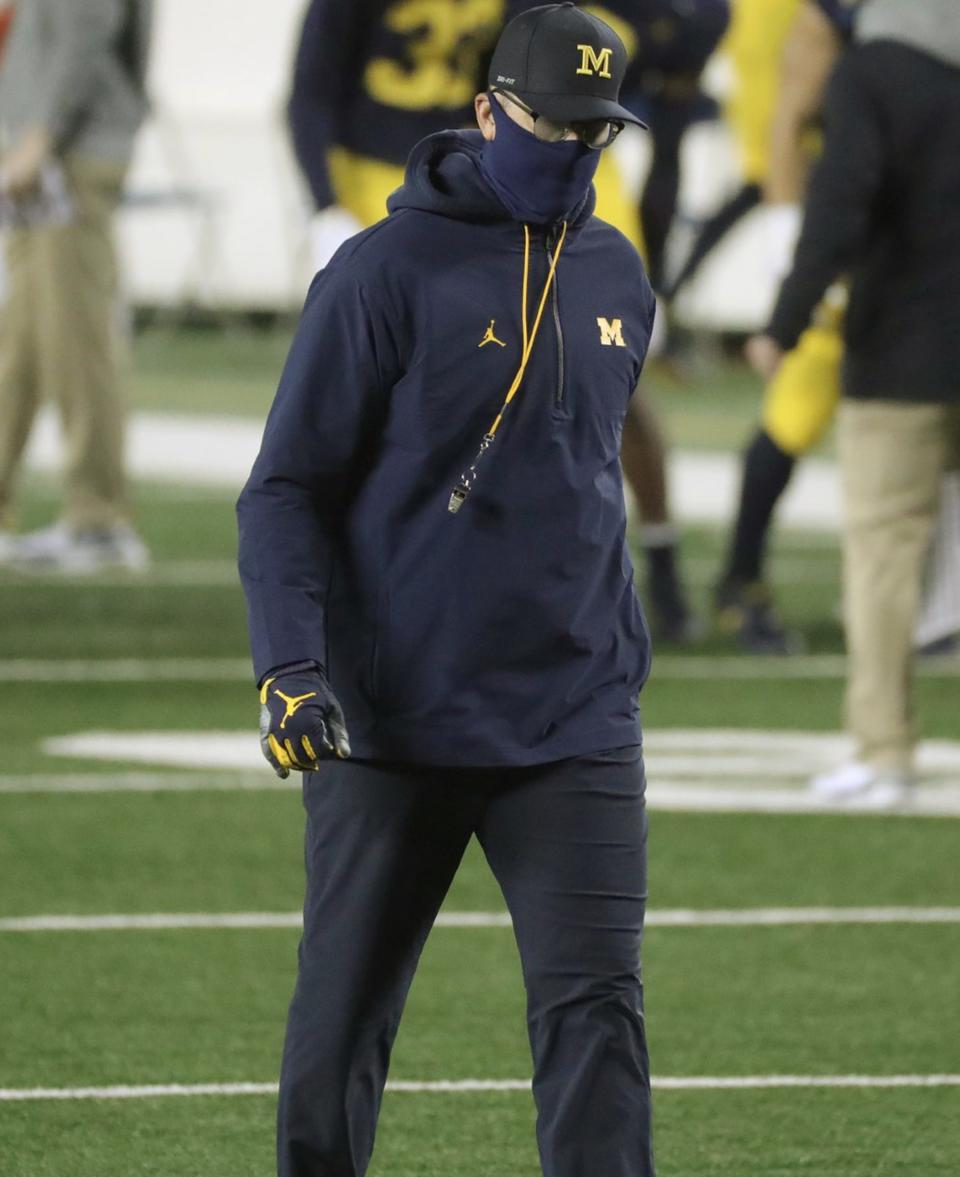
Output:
[448, 221, 568, 515]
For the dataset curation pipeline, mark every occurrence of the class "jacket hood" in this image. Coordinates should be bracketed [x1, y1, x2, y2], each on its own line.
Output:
[387, 129, 596, 228]
[857, 0, 960, 71]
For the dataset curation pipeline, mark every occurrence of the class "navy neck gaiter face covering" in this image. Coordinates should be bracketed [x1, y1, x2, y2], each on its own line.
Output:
[479, 95, 601, 225]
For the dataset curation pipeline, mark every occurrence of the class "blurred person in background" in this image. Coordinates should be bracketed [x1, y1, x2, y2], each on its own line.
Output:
[748, 0, 960, 803]
[0, 0, 13, 307]
[664, 0, 802, 302]
[710, 0, 859, 651]
[563, 1, 730, 642]
[243, 6, 658, 1173]
[584, 0, 730, 295]
[288, 0, 725, 642]
[715, 0, 959, 657]
[288, 0, 504, 271]
[0, 0, 153, 572]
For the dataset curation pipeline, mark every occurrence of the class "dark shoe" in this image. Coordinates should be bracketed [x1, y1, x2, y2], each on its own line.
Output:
[648, 562, 701, 644]
[713, 577, 802, 654]
[916, 633, 959, 658]
[13, 522, 150, 573]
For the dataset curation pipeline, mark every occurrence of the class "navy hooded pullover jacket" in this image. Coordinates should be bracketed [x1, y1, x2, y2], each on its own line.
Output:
[237, 130, 655, 767]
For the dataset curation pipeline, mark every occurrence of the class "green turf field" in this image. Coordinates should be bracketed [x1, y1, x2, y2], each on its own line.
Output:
[1, 328, 958, 1177]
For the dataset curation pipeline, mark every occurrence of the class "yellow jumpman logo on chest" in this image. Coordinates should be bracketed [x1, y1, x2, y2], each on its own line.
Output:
[478, 319, 506, 348]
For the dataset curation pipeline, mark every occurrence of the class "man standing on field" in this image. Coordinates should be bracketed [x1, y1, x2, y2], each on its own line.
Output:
[238, 6, 658, 1175]
[748, 0, 960, 802]
[0, 0, 153, 571]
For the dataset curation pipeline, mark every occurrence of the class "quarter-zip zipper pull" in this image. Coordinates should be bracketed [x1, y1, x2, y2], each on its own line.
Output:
[546, 231, 565, 407]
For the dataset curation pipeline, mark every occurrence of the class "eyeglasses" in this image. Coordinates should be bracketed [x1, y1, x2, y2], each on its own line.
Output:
[492, 89, 623, 150]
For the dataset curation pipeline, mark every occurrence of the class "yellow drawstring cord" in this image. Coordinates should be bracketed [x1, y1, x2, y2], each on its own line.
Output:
[448, 221, 568, 514]
[520, 223, 530, 360]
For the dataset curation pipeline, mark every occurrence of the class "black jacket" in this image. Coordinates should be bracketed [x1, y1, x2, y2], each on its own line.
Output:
[768, 40, 960, 403]
[237, 132, 655, 766]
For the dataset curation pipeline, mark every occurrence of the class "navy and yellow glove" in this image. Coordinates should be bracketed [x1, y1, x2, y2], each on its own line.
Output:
[258, 662, 351, 778]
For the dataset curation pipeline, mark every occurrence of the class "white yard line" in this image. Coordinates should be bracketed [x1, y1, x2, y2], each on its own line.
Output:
[3, 907, 959, 934]
[652, 1075, 960, 1090]
[0, 913, 305, 932]
[8, 729, 960, 813]
[3, 655, 957, 683]
[4, 772, 960, 816]
[646, 907, 960, 927]
[2, 1075, 959, 1102]
[98, 560, 239, 587]
[0, 560, 240, 588]
[0, 773, 284, 794]
[1, 557, 843, 590]
[0, 659, 251, 683]
[23, 408, 843, 529]
[652, 655, 960, 680]
[645, 782, 960, 817]
[0, 1082, 283, 1102]
[34, 727, 960, 773]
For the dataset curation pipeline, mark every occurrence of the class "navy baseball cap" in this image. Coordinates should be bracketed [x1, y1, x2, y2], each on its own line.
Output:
[488, 2, 647, 130]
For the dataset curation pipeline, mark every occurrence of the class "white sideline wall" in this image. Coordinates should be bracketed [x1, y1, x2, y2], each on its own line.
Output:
[118, 0, 313, 310]
[116, 0, 778, 324]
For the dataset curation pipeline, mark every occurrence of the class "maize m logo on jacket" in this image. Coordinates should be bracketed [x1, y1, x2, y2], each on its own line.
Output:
[597, 317, 626, 346]
[577, 44, 613, 78]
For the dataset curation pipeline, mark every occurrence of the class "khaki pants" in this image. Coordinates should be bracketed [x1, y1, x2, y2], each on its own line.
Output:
[0, 155, 129, 530]
[838, 400, 960, 772]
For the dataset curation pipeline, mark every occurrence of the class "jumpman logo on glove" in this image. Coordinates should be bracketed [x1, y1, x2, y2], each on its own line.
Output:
[273, 688, 318, 730]
[258, 664, 351, 777]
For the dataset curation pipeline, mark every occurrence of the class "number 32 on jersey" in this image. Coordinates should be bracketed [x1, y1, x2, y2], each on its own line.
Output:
[365, 0, 505, 112]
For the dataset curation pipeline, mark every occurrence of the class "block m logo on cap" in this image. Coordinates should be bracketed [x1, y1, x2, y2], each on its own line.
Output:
[576, 43, 612, 79]
[597, 317, 626, 347]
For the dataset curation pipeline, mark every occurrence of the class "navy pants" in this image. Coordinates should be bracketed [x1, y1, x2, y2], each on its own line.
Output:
[277, 748, 655, 1177]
